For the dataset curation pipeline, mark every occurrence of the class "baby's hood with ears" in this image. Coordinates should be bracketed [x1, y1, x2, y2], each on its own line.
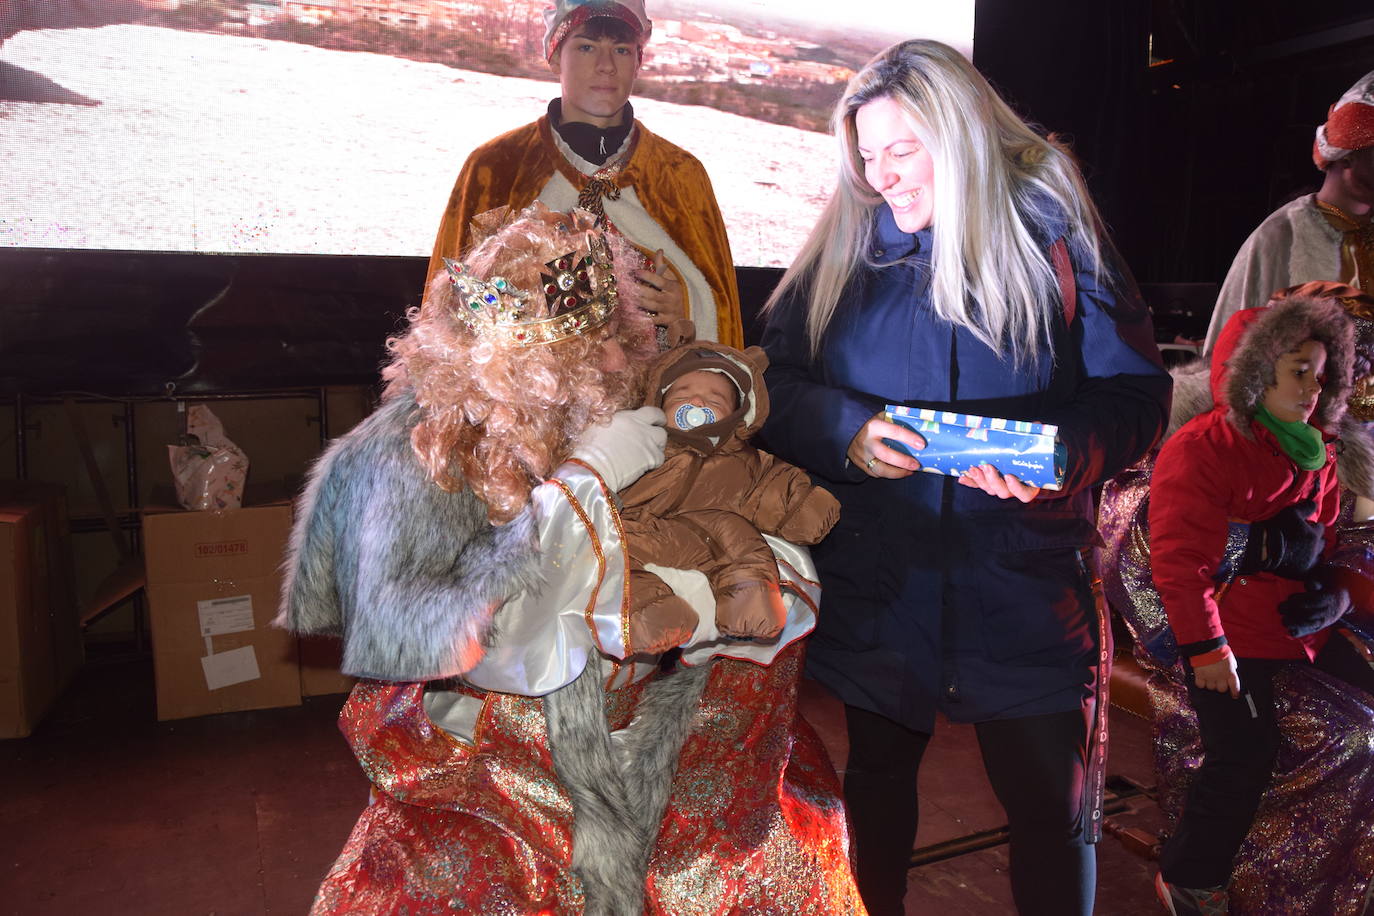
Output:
[645, 336, 770, 451]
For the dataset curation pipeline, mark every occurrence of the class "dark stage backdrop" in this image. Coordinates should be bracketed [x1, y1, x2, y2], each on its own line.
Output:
[0, 249, 782, 395]
[1, 0, 973, 394]
[975, 0, 1374, 288]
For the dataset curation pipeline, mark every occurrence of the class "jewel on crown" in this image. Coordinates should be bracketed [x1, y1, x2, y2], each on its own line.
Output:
[443, 233, 619, 347]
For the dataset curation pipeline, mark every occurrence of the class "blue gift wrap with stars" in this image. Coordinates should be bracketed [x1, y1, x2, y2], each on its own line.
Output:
[883, 405, 1066, 490]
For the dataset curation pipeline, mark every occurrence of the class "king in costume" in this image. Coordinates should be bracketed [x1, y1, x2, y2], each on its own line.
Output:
[278, 205, 863, 915]
[1204, 70, 1374, 353]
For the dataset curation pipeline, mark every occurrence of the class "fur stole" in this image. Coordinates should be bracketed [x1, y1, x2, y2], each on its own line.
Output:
[545, 654, 712, 915]
[1165, 358, 1213, 441]
[276, 391, 544, 681]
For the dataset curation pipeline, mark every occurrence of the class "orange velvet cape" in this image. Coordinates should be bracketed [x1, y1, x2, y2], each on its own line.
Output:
[426, 114, 744, 348]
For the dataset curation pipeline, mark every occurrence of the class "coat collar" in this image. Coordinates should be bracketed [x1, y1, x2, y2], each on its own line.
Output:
[871, 203, 930, 264]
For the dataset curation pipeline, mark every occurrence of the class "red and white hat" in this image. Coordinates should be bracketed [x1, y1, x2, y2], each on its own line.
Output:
[1314, 70, 1374, 169]
[542, 0, 652, 62]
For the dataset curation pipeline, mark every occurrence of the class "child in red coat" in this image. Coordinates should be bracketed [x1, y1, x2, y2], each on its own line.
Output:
[1149, 285, 1374, 914]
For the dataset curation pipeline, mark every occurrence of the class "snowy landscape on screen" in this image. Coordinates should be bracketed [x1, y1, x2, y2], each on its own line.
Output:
[0, 24, 838, 266]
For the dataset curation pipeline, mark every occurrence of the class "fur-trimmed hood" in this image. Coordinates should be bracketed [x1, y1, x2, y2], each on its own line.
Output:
[1211, 293, 1355, 434]
[1167, 294, 1374, 500]
[1169, 358, 1374, 501]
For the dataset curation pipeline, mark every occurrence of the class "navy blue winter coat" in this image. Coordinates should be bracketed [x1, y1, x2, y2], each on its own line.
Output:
[760, 204, 1170, 731]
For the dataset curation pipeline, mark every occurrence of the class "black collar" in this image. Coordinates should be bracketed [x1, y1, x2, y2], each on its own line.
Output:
[550, 99, 634, 166]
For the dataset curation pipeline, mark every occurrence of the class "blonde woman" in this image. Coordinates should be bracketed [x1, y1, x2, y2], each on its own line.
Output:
[760, 40, 1170, 915]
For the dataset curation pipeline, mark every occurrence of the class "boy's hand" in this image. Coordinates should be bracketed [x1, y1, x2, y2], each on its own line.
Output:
[1278, 569, 1352, 637]
[634, 249, 686, 327]
[1192, 654, 1240, 697]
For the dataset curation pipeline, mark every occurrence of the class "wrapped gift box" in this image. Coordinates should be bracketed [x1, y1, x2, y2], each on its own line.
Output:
[884, 405, 1065, 490]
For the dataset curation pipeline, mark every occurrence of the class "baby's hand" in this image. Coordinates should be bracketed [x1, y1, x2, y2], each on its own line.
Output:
[715, 581, 786, 640]
[628, 594, 698, 655]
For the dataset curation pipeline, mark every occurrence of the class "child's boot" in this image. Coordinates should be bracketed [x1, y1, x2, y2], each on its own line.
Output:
[1155, 872, 1228, 916]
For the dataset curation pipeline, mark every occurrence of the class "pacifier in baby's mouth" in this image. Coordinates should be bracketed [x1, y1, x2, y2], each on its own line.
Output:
[674, 404, 716, 429]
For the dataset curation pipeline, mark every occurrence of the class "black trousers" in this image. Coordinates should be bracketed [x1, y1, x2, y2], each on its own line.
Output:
[1159, 631, 1374, 889]
[843, 703, 1095, 916]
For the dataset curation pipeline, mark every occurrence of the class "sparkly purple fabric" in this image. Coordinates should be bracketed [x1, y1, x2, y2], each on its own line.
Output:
[1099, 463, 1374, 915]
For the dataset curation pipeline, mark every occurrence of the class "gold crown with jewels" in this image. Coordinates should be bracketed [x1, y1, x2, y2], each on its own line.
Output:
[443, 232, 619, 347]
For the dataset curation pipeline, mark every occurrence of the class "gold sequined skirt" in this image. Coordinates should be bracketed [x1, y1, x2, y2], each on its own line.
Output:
[310, 644, 865, 915]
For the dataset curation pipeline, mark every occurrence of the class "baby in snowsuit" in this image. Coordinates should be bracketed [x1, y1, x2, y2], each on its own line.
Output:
[618, 341, 840, 650]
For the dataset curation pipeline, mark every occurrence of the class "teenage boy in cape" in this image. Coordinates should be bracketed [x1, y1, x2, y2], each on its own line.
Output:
[427, 0, 743, 347]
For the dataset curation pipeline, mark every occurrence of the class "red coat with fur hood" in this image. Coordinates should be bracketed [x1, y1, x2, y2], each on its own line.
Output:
[1150, 294, 1355, 661]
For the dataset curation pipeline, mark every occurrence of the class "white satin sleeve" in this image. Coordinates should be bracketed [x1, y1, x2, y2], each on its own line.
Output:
[669, 533, 820, 668]
[458, 461, 633, 696]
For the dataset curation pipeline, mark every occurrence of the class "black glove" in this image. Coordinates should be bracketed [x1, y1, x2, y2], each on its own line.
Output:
[1277, 567, 1352, 638]
[1240, 500, 1324, 579]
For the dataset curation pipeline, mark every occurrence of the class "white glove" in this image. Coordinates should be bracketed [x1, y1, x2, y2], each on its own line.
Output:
[570, 406, 667, 491]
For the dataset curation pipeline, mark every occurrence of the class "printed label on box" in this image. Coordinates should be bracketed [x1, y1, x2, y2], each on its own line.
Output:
[197, 595, 255, 637]
[201, 645, 262, 690]
[194, 539, 249, 559]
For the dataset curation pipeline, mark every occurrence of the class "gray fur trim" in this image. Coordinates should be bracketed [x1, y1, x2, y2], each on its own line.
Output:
[544, 657, 712, 915]
[614, 661, 711, 840]
[1165, 358, 1213, 442]
[1222, 295, 1355, 434]
[1338, 418, 1374, 500]
[276, 391, 545, 681]
[545, 656, 650, 916]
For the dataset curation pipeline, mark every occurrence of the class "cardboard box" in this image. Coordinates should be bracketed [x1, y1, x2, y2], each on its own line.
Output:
[298, 635, 356, 697]
[0, 505, 54, 737]
[144, 505, 300, 721]
[0, 483, 82, 739]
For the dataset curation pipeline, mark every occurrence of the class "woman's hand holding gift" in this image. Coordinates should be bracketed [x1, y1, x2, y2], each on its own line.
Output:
[848, 412, 925, 479]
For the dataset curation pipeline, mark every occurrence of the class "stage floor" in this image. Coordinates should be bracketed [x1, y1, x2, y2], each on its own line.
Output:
[2, 653, 1167, 914]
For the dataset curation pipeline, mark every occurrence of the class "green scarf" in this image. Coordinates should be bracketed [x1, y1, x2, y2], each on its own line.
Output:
[1254, 406, 1327, 471]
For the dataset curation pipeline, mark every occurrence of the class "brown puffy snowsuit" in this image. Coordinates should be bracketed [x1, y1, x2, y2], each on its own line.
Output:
[619, 342, 840, 640]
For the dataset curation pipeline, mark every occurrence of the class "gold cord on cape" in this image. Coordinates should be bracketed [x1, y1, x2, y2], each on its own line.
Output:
[1316, 199, 1374, 293]
[577, 168, 624, 224]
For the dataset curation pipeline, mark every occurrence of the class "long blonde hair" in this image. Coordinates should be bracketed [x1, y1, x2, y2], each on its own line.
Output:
[766, 39, 1104, 365]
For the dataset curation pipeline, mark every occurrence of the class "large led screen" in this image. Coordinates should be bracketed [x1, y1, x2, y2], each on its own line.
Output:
[0, 0, 974, 266]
